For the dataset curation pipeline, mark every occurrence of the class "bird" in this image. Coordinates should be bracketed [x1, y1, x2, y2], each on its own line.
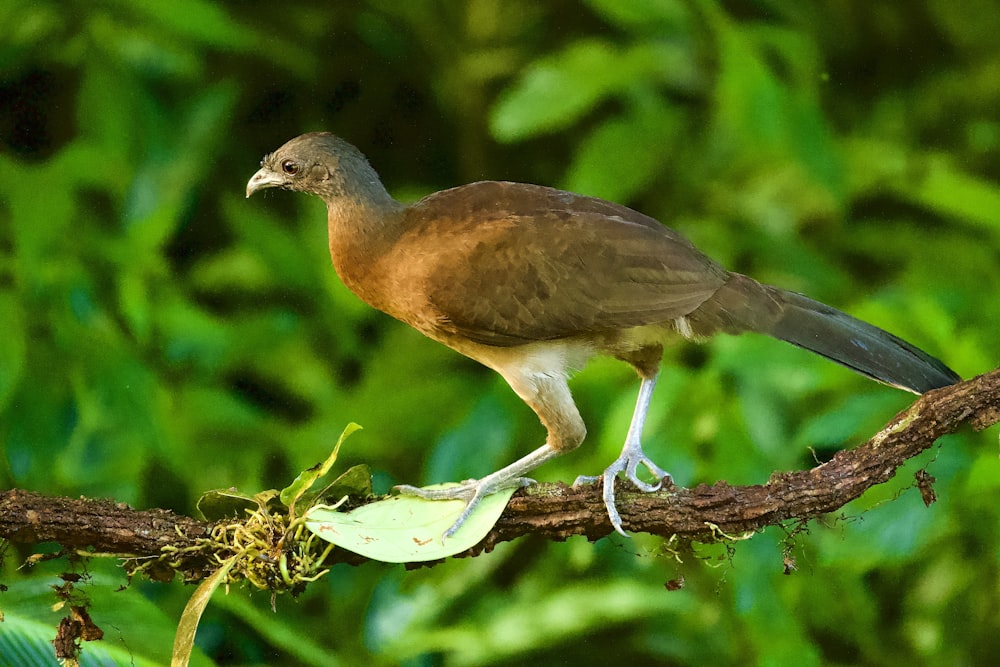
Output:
[246, 131, 960, 539]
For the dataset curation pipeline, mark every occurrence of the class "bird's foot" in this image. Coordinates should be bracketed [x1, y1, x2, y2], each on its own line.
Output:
[573, 440, 672, 537]
[395, 475, 535, 541]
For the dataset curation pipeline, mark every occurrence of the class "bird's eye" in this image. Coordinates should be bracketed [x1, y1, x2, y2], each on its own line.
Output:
[281, 160, 299, 175]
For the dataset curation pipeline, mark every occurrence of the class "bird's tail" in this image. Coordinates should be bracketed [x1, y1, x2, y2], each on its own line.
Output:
[687, 273, 961, 394]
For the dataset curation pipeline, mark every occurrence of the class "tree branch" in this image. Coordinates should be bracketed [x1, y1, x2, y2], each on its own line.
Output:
[3, 368, 998, 577]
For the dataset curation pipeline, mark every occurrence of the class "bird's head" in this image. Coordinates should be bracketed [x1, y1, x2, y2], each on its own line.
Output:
[246, 132, 387, 204]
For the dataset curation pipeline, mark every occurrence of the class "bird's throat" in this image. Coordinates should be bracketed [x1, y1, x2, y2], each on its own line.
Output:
[325, 199, 405, 313]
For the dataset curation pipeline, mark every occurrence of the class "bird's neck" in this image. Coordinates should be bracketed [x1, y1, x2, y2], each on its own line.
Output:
[325, 188, 406, 311]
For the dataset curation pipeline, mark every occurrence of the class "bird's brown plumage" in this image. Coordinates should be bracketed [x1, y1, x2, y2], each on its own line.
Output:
[247, 131, 960, 537]
[388, 182, 731, 346]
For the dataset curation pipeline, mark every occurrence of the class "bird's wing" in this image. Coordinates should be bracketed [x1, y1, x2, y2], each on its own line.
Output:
[392, 182, 729, 347]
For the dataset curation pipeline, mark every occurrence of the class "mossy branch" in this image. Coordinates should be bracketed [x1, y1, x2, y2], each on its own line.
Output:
[2, 368, 998, 579]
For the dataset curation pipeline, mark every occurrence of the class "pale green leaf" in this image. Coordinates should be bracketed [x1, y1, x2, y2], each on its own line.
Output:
[305, 485, 517, 563]
[323, 464, 374, 501]
[172, 557, 238, 667]
[284, 464, 374, 520]
[196, 488, 260, 520]
[279, 422, 362, 509]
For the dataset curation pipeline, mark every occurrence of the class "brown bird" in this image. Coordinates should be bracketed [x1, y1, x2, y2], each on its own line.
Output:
[246, 132, 960, 538]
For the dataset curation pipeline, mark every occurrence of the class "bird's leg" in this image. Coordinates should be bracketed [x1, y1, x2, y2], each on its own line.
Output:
[395, 444, 563, 540]
[574, 372, 671, 536]
[397, 361, 586, 540]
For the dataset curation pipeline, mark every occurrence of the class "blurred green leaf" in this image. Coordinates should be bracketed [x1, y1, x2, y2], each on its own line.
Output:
[211, 592, 346, 667]
[897, 154, 1000, 232]
[156, 299, 233, 370]
[583, 0, 690, 32]
[424, 394, 517, 483]
[76, 63, 137, 160]
[491, 38, 617, 141]
[1, 570, 213, 666]
[816, 484, 941, 571]
[794, 391, 907, 449]
[373, 575, 692, 664]
[219, 196, 326, 291]
[3, 1, 999, 665]
[103, 0, 257, 50]
[964, 453, 1000, 494]
[491, 40, 680, 141]
[703, 1, 841, 194]
[844, 138, 1000, 233]
[189, 247, 275, 292]
[88, 13, 203, 79]
[563, 92, 681, 201]
[0, 3, 63, 71]
[0, 293, 26, 411]
[117, 267, 155, 344]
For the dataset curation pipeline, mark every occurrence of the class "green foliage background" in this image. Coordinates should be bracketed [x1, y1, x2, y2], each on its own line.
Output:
[2, 0, 999, 664]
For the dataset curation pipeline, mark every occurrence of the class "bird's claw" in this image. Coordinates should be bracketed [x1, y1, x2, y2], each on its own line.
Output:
[573, 443, 672, 537]
[395, 476, 535, 541]
[626, 456, 671, 493]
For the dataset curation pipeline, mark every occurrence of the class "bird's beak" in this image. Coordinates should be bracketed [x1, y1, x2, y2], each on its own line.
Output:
[246, 168, 284, 198]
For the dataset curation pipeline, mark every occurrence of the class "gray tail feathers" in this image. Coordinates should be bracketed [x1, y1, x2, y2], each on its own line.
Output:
[688, 273, 961, 394]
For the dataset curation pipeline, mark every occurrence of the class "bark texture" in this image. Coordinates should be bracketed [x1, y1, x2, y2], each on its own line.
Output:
[2, 369, 998, 574]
